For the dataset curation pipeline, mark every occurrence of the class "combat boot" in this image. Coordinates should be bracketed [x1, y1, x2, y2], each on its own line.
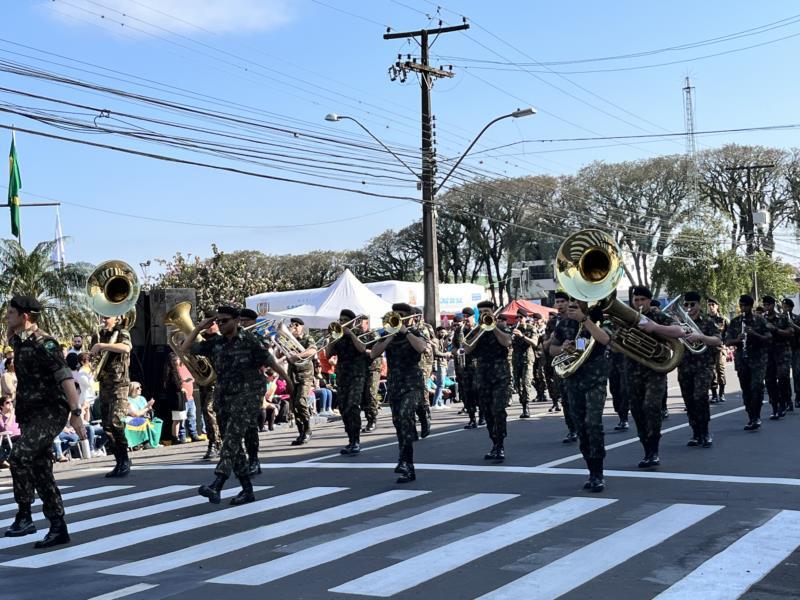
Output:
[248, 457, 261, 476]
[477, 415, 486, 426]
[302, 425, 312, 444]
[420, 413, 431, 439]
[687, 428, 700, 447]
[291, 424, 305, 446]
[484, 438, 498, 460]
[104, 455, 122, 478]
[202, 442, 220, 460]
[520, 405, 530, 418]
[116, 455, 132, 477]
[4, 508, 35, 537]
[494, 440, 505, 461]
[230, 476, 255, 506]
[198, 474, 228, 504]
[463, 418, 477, 429]
[349, 435, 361, 454]
[396, 462, 416, 484]
[34, 518, 70, 549]
[590, 459, 605, 493]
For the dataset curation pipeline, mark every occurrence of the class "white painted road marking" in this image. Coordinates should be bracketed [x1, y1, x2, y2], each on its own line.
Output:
[0, 485, 131, 513]
[86, 583, 158, 600]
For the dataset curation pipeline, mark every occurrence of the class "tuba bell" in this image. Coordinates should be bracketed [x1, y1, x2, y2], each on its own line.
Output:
[554, 229, 684, 376]
[164, 302, 217, 387]
[662, 295, 707, 355]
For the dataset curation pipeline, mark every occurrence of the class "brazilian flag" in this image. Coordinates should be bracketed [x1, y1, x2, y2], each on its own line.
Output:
[8, 133, 21, 238]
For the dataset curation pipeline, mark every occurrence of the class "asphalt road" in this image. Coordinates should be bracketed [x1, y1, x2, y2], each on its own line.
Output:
[1, 363, 798, 600]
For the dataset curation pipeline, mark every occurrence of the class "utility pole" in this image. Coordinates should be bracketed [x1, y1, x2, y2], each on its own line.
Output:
[384, 21, 469, 326]
[0, 201, 61, 246]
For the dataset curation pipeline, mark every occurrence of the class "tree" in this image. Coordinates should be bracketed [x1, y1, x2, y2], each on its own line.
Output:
[347, 227, 422, 282]
[0, 239, 94, 340]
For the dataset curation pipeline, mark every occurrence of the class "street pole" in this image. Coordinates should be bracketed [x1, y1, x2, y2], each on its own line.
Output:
[0, 201, 62, 247]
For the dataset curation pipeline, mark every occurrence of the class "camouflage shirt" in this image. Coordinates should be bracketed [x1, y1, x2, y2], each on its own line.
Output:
[552, 317, 610, 365]
[12, 328, 73, 423]
[329, 333, 370, 380]
[679, 314, 721, 372]
[763, 310, 793, 356]
[92, 327, 131, 384]
[384, 330, 427, 396]
[511, 322, 536, 363]
[360, 330, 383, 372]
[192, 330, 275, 397]
[724, 313, 771, 368]
[287, 333, 316, 381]
[786, 313, 800, 350]
[471, 324, 511, 382]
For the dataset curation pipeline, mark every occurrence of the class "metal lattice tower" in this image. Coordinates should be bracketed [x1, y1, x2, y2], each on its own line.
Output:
[682, 76, 697, 159]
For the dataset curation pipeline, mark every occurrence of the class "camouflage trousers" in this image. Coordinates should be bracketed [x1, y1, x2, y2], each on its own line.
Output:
[99, 381, 130, 459]
[737, 361, 768, 421]
[626, 369, 666, 449]
[361, 370, 381, 424]
[290, 377, 314, 435]
[565, 367, 607, 460]
[608, 356, 628, 422]
[678, 367, 712, 437]
[558, 377, 575, 434]
[244, 424, 259, 460]
[339, 372, 367, 440]
[477, 377, 509, 442]
[710, 349, 727, 396]
[390, 389, 419, 464]
[197, 385, 221, 446]
[792, 349, 800, 402]
[544, 358, 561, 401]
[765, 352, 792, 414]
[532, 356, 547, 399]
[512, 359, 533, 406]
[456, 366, 479, 419]
[214, 392, 260, 479]
[10, 408, 68, 521]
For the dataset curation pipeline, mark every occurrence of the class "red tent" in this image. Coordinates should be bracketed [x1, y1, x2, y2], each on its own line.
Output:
[500, 299, 557, 324]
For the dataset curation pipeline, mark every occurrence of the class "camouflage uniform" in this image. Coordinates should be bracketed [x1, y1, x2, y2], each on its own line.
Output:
[708, 315, 728, 401]
[786, 312, 800, 406]
[543, 316, 562, 407]
[725, 313, 770, 424]
[548, 314, 575, 434]
[415, 324, 434, 433]
[608, 350, 627, 424]
[197, 384, 221, 447]
[192, 329, 272, 479]
[511, 321, 535, 411]
[530, 321, 548, 401]
[92, 327, 131, 465]
[287, 333, 316, 441]
[472, 325, 512, 446]
[384, 331, 426, 470]
[677, 315, 721, 441]
[763, 310, 792, 416]
[10, 329, 72, 524]
[329, 333, 370, 445]
[362, 336, 382, 430]
[452, 323, 479, 425]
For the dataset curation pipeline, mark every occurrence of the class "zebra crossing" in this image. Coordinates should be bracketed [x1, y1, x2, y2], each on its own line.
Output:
[0, 481, 797, 599]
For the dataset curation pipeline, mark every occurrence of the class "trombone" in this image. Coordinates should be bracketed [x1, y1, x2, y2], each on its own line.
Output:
[463, 308, 501, 345]
[317, 314, 367, 349]
[360, 312, 417, 347]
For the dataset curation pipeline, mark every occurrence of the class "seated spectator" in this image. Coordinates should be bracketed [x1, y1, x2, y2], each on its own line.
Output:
[0, 357, 16, 405]
[0, 397, 21, 468]
[126, 382, 162, 449]
[274, 377, 292, 424]
[53, 423, 80, 463]
[259, 368, 279, 432]
[426, 372, 457, 408]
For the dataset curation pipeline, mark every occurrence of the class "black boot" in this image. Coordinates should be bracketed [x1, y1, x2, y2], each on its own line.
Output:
[116, 454, 131, 477]
[420, 413, 431, 439]
[649, 439, 661, 467]
[248, 456, 261, 476]
[302, 424, 312, 444]
[394, 450, 405, 473]
[687, 428, 700, 447]
[484, 438, 498, 460]
[520, 405, 530, 418]
[230, 476, 255, 506]
[104, 453, 122, 478]
[464, 418, 477, 429]
[340, 433, 354, 455]
[203, 442, 220, 460]
[4, 509, 35, 537]
[198, 474, 228, 504]
[477, 415, 486, 426]
[349, 436, 361, 454]
[590, 459, 605, 493]
[494, 440, 505, 461]
[34, 518, 70, 549]
[396, 449, 416, 484]
[291, 423, 305, 446]
[637, 439, 652, 468]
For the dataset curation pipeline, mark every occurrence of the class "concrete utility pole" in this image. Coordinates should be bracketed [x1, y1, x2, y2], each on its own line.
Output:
[384, 22, 469, 326]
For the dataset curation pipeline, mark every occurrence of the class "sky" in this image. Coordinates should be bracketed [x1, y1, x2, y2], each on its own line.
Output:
[3, 0, 800, 279]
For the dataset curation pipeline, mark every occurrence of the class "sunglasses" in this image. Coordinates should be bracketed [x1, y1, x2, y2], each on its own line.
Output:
[214, 317, 233, 325]
[683, 302, 697, 308]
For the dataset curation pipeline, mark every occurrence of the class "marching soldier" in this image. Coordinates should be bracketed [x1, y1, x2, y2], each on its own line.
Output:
[369, 303, 429, 483]
[90, 311, 133, 478]
[781, 298, 800, 410]
[511, 308, 536, 418]
[414, 308, 433, 438]
[549, 299, 612, 492]
[543, 312, 562, 413]
[544, 292, 575, 440]
[195, 315, 222, 461]
[464, 300, 513, 461]
[706, 298, 729, 404]
[4, 296, 85, 548]
[361, 321, 382, 433]
[677, 292, 723, 448]
[761, 295, 793, 419]
[609, 350, 628, 430]
[453, 309, 480, 429]
[530, 312, 549, 403]
[650, 299, 670, 420]
[238, 308, 265, 474]
[286, 318, 318, 445]
[724, 295, 771, 431]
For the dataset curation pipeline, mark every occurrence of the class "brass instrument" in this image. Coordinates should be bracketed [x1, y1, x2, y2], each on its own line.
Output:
[163, 301, 217, 387]
[662, 296, 707, 355]
[361, 312, 417, 347]
[463, 309, 501, 345]
[554, 229, 684, 377]
[241, 318, 279, 334]
[273, 321, 311, 366]
[317, 315, 366, 349]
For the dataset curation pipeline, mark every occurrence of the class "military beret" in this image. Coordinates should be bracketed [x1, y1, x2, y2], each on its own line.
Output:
[631, 286, 653, 299]
[532, 312, 543, 319]
[9, 295, 41, 314]
[650, 299, 661, 308]
[762, 295, 776, 304]
[289, 317, 305, 325]
[553, 291, 569, 301]
[239, 308, 258, 320]
[706, 297, 719, 305]
[739, 294, 754, 306]
[339, 308, 356, 320]
[516, 308, 528, 317]
[391, 302, 413, 314]
[476, 300, 496, 310]
[684, 291, 701, 302]
[783, 298, 795, 308]
[412, 307, 423, 315]
[461, 307, 475, 316]
[216, 306, 240, 318]
[435, 326, 446, 332]
[452, 314, 464, 323]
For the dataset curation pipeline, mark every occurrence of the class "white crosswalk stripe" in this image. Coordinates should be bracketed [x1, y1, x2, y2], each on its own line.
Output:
[329, 496, 617, 597]
[0, 485, 131, 513]
[477, 503, 723, 600]
[1, 486, 345, 569]
[208, 492, 515, 586]
[654, 509, 800, 599]
[0, 486, 73, 501]
[104, 489, 429, 577]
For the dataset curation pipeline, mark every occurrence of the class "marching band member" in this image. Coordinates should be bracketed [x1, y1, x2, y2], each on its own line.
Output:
[544, 292, 574, 440]
[286, 318, 318, 445]
[706, 298, 729, 404]
[761, 296, 793, 419]
[781, 298, 800, 410]
[511, 308, 536, 418]
[452, 309, 480, 429]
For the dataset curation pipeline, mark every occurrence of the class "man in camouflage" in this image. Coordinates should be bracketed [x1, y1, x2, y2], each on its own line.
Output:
[414, 309, 432, 438]
[184, 306, 279, 505]
[325, 309, 370, 455]
[360, 323, 382, 433]
[285, 317, 318, 445]
[549, 299, 612, 492]
[370, 303, 429, 483]
[706, 298, 729, 404]
[725, 294, 771, 430]
[5, 295, 85, 548]
[608, 350, 628, 430]
[464, 300, 513, 461]
[511, 309, 536, 418]
[452, 309, 480, 429]
[761, 295, 793, 419]
[625, 286, 687, 468]
[238, 308, 265, 475]
[543, 312, 562, 413]
[677, 292, 723, 448]
[544, 292, 575, 440]
[194, 316, 222, 461]
[781, 298, 800, 409]
[90, 311, 133, 478]
[530, 313, 548, 403]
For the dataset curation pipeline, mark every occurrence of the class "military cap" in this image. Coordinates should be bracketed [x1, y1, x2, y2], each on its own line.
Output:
[9, 295, 41, 314]
[289, 317, 305, 325]
[476, 300, 496, 310]
[631, 286, 653, 299]
[762, 295, 776, 305]
[339, 308, 356, 320]
[553, 291, 569, 301]
[239, 308, 258, 320]
[391, 302, 413, 314]
[684, 291, 701, 302]
[532, 312, 543, 319]
[461, 307, 475, 316]
[782, 298, 795, 308]
[216, 306, 240, 318]
[739, 294, 754, 306]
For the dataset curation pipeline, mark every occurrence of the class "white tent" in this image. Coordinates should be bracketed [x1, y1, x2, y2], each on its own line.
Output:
[246, 269, 393, 330]
[363, 280, 487, 314]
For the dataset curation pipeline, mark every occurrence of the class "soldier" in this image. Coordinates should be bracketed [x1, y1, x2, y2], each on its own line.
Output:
[182, 306, 277, 505]
[625, 287, 686, 468]
[650, 299, 670, 420]
[325, 309, 370, 455]
[464, 300, 513, 461]
[431, 326, 451, 409]
[543, 312, 562, 413]
[360, 320, 382, 433]
[761, 295, 793, 419]
[549, 299, 612, 492]
[530, 312, 548, 403]
[4, 295, 85, 548]
[452, 312, 478, 428]
[238, 308, 265, 475]
[725, 295, 771, 430]
[511, 308, 536, 418]
[414, 308, 433, 438]
[369, 303, 429, 483]
[285, 318, 318, 445]
[706, 298, 729, 404]
[544, 292, 575, 440]
[90, 311, 133, 478]
[781, 298, 800, 409]
[609, 350, 628, 430]
[194, 316, 222, 461]
[677, 292, 723, 448]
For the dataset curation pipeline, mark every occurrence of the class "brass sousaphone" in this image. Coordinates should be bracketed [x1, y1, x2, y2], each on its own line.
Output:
[164, 302, 217, 387]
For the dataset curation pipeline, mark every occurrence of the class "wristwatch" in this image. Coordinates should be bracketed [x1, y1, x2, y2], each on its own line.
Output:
[70, 407, 82, 417]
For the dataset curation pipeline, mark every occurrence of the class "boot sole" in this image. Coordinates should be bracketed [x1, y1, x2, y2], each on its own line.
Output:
[197, 487, 221, 504]
[230, 494, 255, 506]
[4, 525, 36, 538]
[34, 534, 70, 549]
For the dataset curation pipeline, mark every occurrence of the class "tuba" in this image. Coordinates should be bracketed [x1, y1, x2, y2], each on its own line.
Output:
[554, 229, 684, 377]
[163, 302, 217, 387]
[662, 296, 707, 355]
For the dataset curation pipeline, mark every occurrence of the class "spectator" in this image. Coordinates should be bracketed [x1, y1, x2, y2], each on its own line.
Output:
[76, 352, 98, 417]
[163, 354, 187, 445]
[67, 334, 83, 356]
[1, 357, 16, 404]
[53, 423, 79, 463]
[0, 346, 12, 376]
[0, 397, 21, 468]
[176, 358, 200, 442]
[126, 382, 162, 449]
[274, 377, 292, 424]
[313, 364, 334, 416]
[259, 368, 279, 432]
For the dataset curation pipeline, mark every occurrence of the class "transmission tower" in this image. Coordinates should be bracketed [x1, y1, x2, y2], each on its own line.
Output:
[682, 76, 697, 159]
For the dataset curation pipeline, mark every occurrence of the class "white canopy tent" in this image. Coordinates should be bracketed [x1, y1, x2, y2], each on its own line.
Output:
[363, 280, 487, 314]
[246, 269, 393, 330]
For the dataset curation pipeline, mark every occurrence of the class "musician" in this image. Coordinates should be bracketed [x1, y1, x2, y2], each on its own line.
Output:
[530, 312, 549, 404]
[651, 299, 670, 420]
[90, 312, 132, 478]
[414, 308, 433, 439]
[625, 286, 686, 468]
[608, 349, 628, 430]
[4, 296, 85, 548]
[464, 300, 513, 461]
[286, 318, 318, 445]
[431, 326, 451, 409]
[511, 308, 536, 418]
[452, 309, 480, 429]
[370, 303, 429, 483]
[549, 299, 612, 492]
[781, 298, 800, 409]
[544, 292, 575, 440]
[183, 306, 273, 506]
[677, 292, 723, 448]
[761, 296, 793, 419]
[724, 295, 771, 431]
[360, 320, 382, 433]
[706, 298, 729, 404]
[196, 319, 222, 461]
[324, 309, 370, 455]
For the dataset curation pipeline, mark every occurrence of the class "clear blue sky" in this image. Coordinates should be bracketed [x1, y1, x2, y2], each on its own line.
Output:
[4, 0, 800, 275]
